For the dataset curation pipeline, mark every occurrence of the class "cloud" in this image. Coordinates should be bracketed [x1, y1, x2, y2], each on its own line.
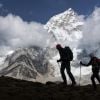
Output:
[0, 14, 49, 48]
[79, 7, 100, 57]
[0, 14, 50, 56]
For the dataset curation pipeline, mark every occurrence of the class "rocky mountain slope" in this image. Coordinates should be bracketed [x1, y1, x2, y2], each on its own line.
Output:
[0, 47, 54, 81]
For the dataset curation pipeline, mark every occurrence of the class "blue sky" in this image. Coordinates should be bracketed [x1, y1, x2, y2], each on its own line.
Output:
[0, 0, 100, 24]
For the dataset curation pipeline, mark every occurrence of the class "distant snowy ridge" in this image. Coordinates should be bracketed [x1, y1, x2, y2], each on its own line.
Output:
[0, 47, 54, 81]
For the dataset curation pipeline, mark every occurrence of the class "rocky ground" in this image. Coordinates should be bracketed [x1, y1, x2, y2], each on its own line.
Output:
[0, 76, 100, 100]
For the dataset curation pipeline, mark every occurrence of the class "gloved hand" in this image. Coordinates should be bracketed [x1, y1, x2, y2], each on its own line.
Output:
[57, 60, 60, 62]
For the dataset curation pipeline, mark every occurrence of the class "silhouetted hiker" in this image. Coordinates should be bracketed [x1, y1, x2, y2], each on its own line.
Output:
[56, 44, 76, 86]
[80, 54, 100, 89]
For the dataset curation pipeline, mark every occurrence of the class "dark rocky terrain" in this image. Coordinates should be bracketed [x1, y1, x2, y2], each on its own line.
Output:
[0, 76, 100, 100]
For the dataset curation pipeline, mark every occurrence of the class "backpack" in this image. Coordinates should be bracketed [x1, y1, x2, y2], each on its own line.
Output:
[95, 57, 100, 66]
[64, 46, 73, 61]
[92, 57, 100, 70]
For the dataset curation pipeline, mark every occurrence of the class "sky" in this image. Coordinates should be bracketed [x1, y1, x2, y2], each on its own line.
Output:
[0, 0, 100, 24]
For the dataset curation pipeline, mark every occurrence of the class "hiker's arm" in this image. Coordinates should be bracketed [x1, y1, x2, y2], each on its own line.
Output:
[57, 57, 67, 62]
[80, 60, 91, 66]
[57, 59, 61, 62]
[57, 51, 62, 62]
[97, 59, 100, 65]
[80, 62, 89, 66]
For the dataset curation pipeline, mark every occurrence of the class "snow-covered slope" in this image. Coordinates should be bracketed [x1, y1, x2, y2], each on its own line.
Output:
[0, 47, 54, 81]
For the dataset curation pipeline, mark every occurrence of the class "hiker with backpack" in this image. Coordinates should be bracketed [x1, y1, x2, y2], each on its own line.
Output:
[80, 54, 100, 89]
[56, 44, 76, 86]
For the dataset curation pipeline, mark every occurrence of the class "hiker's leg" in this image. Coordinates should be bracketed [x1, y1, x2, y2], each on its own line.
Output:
[66, 62, 76, 85]
[95, 73, 100, 83]
[91, 74, 96, 89]
[60, 62, 67, 84]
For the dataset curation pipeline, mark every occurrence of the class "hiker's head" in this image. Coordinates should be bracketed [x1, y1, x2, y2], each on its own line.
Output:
[65, 46, 70, 50]
[56, 44, 62, 50]
[89, 53, 94, 58]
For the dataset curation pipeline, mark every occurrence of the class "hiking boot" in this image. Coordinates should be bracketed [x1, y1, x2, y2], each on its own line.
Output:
[61, 81, 67, 86]
[71, 82, 76, 87]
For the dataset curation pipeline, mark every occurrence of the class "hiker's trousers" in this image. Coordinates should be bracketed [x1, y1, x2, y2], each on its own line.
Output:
[60, 61, 76, 84]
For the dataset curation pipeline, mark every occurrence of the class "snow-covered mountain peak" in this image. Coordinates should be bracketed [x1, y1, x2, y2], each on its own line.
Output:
[44, 8, 84, 45]
[59, 8, 76, 17]
[52, 8, 76, 21]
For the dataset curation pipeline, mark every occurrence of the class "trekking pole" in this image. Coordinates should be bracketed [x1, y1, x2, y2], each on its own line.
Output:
[79, 64, 81, 86]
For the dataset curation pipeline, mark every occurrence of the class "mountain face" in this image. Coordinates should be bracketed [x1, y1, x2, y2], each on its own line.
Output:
[44, 8, 83, 47]
[0, 47, 54, 81]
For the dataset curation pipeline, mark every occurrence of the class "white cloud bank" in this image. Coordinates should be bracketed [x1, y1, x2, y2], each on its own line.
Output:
[79, 7, 100, 58]
[0, 14, 50, 55]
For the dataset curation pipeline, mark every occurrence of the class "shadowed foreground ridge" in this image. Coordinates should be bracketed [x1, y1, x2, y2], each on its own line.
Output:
[0, 76, 100, 100]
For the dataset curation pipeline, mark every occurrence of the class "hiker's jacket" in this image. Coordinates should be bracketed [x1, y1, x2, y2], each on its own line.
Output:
[81, 57, 100, 72]
[57, 48, 71, 62]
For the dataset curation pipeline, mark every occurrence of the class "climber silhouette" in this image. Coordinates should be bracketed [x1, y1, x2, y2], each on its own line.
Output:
[80, 54, 100, 89]
[56, 44, 76, 86]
